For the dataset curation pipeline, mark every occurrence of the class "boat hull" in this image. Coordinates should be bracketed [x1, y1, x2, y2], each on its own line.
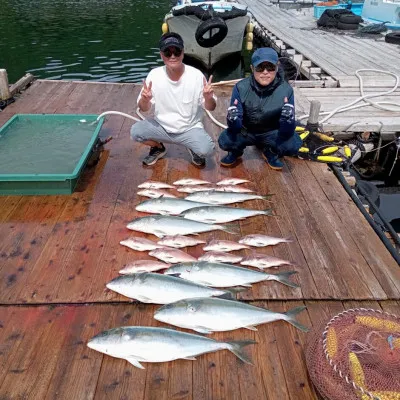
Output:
[362, 0, 400, 30]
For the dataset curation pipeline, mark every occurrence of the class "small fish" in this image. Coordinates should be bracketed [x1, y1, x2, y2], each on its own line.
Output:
[239, 234, 293, 247]
[119, 260, 171, 274]
[215, 186, 254, 193]
[154, 298, 309, 333]
[120, 237, 165, 252]
[127, 215, 236, 238]
[138, 181, 175, 189]
[149, 248, 197, 264]
[216, 178, 250, 186]
[136, 198, 206, 216]
[87, 326, 255, 369]
[240, 254, 295, 269]
[203, 240, 250, 252]
[185, 191, 273, 205]
[198, 251, 243, 264]
[157, 235, 206, 249]
[180, 205, 273, 224]
[165, 262, 299, 288]
[137, 189, 177, 199]
[177, 186, 216, 193]
[173, 178, 211, 186]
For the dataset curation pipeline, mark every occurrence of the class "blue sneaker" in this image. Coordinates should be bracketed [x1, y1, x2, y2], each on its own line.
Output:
[262, 148, 284, 170]
[221, 152, 242, 167]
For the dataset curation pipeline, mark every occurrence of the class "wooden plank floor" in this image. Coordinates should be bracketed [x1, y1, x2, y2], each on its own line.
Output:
[0, 80, 399, 399]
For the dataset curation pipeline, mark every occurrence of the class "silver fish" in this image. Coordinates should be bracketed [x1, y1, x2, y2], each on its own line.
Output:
[198, 251, 243, 264]
[216, 178, 250, 186]
[180, 205, 273, 224]
[138, 181, 175, 189]
[137, 189, 177, 199]
[149, 248, 197, 263]
[106, 272, 232, 304]
[119, 260, 171, 274]
[155, 298, 309, 333]
[203, 240, 250, 252]
[177, 186, 216, 193]
[173, 178, 211, 186]
[239, 234, 293, 247]
[215, 186, 254, 193]
[126, 215, 236, 238]
[165, 262, 299, 288]
[87, 326, 255, 369]
[157, 235, 206, 249]
[120, 237, 165, 252]
[185, 190, 273, 205]
[240, 254, 295, 269]
[136, 198, 207, 216]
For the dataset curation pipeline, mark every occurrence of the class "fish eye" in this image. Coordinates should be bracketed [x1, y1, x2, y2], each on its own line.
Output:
[187, 304, 196, 312]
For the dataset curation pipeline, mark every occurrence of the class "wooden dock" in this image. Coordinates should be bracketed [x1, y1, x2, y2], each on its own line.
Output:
[0, 80, 399, 399]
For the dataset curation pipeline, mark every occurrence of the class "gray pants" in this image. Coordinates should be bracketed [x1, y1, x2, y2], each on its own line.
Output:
[130, 119, 215, 157]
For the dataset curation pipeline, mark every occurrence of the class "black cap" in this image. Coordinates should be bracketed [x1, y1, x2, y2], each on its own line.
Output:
[159, 33, 184, 52]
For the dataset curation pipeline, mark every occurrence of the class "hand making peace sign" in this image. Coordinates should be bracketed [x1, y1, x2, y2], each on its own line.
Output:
[142, 80, 153, 102]
[203, 75, 214, 101]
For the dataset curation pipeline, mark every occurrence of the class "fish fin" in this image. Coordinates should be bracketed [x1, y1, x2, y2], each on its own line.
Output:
[227, 340, 256, 364]
[261, 194, 274, 202]
[245, 325, 258, 331]
[270, 271, 299, 288]
[126, 358, 145, 369]
[166, 273, 182, 278]
[183, 356, 197, 360]
[218, 287, 249, 300]
[194, 327, 213, 334]
[284, 306, 309, 332]
[218, 292, 235, 300]
[153, 231, 165, 238]
[220, 224, 240, 235]
[135, 295, 152, 303]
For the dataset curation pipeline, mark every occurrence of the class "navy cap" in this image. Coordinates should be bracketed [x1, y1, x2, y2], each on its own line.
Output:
[159, 33, 184, 51]
[251, 48, 278, 67]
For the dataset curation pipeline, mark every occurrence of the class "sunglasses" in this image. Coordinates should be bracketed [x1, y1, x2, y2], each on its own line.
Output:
[162, 47, 182, 58]
[254, 63, 276, 73]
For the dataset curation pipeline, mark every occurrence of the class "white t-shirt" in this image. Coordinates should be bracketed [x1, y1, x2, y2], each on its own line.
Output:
[138, 65, 210, 134]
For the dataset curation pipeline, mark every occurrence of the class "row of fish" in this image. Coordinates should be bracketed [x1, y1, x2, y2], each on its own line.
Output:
[87, 178, 306, 369]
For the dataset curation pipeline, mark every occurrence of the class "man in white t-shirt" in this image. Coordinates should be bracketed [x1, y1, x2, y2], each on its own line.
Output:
[130, 32, 216, 167]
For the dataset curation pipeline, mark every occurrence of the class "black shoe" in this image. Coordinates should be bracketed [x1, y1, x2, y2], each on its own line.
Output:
[221, 152, 242, 167]
[188, 148, 206, 167]
[142, 143, 167, 166]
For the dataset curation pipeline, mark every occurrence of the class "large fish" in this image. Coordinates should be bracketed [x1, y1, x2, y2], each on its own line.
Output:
[216, 178, 250, 186]
[157, 235, 206, 249]
[239, 234, 293, 247]
[87, 326, 255, 369]
[180, 205, 273, 224]
[155, 298, 309, 333]
[173, 178, 211, 186]
[149, 248, 197, 263]
[198, 251, 243, 264]
[185, 190, 273, 205]
[119, 260, 171, 274]
[126, 215, 236, 238]
[120, 237, 165, 252]
[106, 272, 235, 304]
[165, 262, 299, 288]
[203, 240, 249, 252]
[138, 181, 175, 189]
[136, 198, 206, 216]
[137, 189, 177, 199]
[240, 254, 295, 269]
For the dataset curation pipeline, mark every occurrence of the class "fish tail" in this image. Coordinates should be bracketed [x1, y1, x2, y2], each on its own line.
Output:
[284, 306, 309, 332]
[271, 271, 299, 288]
[227, 340, 256, 364]
[261, 194, 275, 202]
[262, 208, 275, 217]
[220, 224, 240, 235]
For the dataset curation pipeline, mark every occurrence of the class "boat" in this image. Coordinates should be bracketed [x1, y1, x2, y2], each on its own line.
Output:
[162, 0, 253, 69]
[361, 0, 400, 30]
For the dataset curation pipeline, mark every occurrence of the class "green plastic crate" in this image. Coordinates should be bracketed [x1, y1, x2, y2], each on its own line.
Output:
[0, 114, 104, 195]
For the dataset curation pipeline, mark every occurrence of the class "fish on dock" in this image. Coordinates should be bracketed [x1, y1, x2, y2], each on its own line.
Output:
[216, 178, 250, 186]
[198, 251, 243, 264]
[154, 298, 309, 333]
[137, 189, 178, 199]
[106, 272, 236, 304]
[215, 186, 254, 193]
[120, 237, 165, 252]
[239, 234, 293, 247]
[177, 186, 216, 193]
[119, 260, 171, 274]
[157, 235, 206, 249]
[138, 181, 175, 189]
[185, 190, 273, 205]
[203, 240, 250, 252]
[136, 198, 206, 216]
[126, 215, 236, 238]
[87, 326, 255, 369]
[149, 247, 197, 263]
[173, 178, 211, 186]
[240, 254, 295, 269]
[165, 262, 299, 288]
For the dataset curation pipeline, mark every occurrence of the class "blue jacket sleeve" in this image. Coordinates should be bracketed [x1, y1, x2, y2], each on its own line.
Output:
[226, 85, 243, 134]
[279, 91, 296, 139]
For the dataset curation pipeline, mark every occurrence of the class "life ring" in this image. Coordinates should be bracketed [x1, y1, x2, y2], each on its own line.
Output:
[195, 17, 228, 48]
[385, 32, 400, 45]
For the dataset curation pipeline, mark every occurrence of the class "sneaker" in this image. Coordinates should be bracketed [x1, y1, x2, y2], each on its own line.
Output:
[262, 148, 284, 170]
[220, 152, 242, 167]
[142, 143, 167, 166]
[188, 148, 206, 167]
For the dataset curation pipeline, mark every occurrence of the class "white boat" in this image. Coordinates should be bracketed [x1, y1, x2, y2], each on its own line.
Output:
[361, 0, 400, 29]
[163, 0, 253, 69]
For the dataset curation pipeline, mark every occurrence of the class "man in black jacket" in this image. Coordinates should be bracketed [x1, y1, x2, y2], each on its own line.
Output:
[218, 48, 301, 170]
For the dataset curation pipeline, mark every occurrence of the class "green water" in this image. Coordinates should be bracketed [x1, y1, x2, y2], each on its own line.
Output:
[0, 116, 99, 175]
[0, 0, 251, 83]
